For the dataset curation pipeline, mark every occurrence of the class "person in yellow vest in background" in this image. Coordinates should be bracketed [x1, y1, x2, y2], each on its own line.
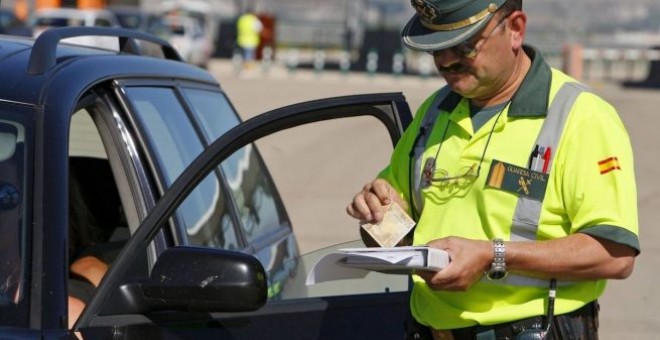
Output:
[347, 0, 639, 339]
[236, 8, 263, 70]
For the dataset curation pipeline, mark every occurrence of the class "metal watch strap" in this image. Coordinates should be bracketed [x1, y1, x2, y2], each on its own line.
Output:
[488, 238, 507, 280]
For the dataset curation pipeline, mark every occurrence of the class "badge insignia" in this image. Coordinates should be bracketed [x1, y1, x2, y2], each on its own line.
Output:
[411, 0, 439, 24]
[486, 160, 549, 201]
[517, 177, 531, 195]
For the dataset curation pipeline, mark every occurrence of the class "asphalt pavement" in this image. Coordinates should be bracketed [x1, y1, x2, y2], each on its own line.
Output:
[208, 59, 659, 339]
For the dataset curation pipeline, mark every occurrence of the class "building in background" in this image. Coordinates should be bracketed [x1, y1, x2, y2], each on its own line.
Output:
[2, 0, 660, 76]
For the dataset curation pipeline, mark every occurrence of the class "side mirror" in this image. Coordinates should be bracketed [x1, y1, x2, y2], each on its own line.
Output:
[118, 246, 267, 313]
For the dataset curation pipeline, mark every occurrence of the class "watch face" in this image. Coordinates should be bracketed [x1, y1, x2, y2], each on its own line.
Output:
[488, 268, 507, 280]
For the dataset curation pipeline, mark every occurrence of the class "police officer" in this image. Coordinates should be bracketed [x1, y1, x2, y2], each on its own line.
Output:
[236, 8, 263, 69]
[346, 0, 640, 339]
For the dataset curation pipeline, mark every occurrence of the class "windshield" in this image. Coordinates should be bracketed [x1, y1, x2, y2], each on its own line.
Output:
[0, 109, 31, 327]
[34, 17, 85, 27]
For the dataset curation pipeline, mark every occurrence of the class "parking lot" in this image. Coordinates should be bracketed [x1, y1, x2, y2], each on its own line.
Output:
[208, 59, 659, 339]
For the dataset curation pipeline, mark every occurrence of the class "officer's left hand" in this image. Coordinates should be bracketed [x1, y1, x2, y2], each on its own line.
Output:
[416, 237, 492, 291]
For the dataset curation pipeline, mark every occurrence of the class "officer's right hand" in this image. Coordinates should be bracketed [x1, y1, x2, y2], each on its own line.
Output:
[346, 178, 397, 223]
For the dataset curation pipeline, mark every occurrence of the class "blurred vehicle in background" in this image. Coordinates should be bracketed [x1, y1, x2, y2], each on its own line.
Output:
[161, 0, 218, 40]
[0, 9, 32, 36]
[164, 14, 213, 68]
[29, 8, 120, 50]
[160, 0, 217, 68]
[107, 6, 170, 40]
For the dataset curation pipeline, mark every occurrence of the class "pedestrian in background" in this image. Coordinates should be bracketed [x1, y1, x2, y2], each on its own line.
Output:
[347, 0, 639, 339]
[236, 8, 263, 70]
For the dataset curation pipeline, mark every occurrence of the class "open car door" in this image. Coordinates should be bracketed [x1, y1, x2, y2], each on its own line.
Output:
[75, 92, 414, 339]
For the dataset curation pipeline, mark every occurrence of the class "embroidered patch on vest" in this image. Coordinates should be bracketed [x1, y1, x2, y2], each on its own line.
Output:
[598, 156, 621, 174]
[486, 160, 549, 201]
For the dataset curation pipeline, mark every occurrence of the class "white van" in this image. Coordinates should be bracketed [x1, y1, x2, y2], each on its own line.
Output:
[30, 8, 120, 50]
[164, 14, 213, 68]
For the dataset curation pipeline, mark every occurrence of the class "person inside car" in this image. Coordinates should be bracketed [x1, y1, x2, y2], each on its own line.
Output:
[67, 175, 109, 329]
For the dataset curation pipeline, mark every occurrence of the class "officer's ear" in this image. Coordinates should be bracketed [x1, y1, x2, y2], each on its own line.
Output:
[505, 11, 526, 50]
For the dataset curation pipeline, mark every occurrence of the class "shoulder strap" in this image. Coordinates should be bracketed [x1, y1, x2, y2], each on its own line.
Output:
[410, 86, 452, 218]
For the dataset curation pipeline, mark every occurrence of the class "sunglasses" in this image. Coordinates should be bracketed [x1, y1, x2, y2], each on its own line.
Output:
[427, 14, 509, 59]
[421, 160, 479, 188]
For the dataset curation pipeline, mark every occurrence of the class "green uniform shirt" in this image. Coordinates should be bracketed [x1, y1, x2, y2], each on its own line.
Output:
[379, 47, 639, 329]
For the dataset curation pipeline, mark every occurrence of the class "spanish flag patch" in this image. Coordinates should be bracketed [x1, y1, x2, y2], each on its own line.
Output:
[598, 157, 621, 174]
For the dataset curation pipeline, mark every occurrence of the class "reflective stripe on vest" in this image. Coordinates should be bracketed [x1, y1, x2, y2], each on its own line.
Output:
[411, 83, 587, 287]
[511, 82, 587, 241]
[411, 86, 451, 218]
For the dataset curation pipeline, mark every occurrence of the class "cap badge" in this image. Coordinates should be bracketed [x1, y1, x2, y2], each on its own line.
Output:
[411, 0, 439, 24]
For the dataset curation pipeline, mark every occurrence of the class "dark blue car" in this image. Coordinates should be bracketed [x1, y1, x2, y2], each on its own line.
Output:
[0, 27, 414, 339]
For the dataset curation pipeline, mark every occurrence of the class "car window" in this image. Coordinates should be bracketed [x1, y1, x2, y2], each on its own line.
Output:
[0, 11, 20, 28]
[0, 110, 30, 326]
[94, 18, 113, 27]
[126, 87, 202, 183]
[69, 108, 130, 254]
[115, 13, 141, 29]
[191, 21, 204, 38]
[69, 109, 106, 158]
[221, 144, 290, 245]
[182, 88, 290, 245]
[124, 86, 241, 250]
[35, 17, 84, 27]
[245, 115, 410, 299]
[182, 88, 238, 140]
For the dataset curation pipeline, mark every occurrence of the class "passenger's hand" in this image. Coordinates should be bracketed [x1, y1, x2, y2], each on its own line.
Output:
[346, 179, 404, 223]
[415, 237, 492, 291]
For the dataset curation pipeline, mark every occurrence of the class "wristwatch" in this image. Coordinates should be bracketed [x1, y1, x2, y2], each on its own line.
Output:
[487, 238, 507, 280]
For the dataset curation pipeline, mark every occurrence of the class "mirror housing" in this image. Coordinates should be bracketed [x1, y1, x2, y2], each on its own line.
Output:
[118, 246, 268, 313]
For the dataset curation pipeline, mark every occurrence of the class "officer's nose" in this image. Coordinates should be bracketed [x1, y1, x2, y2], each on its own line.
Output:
[432, 49, 462, 70]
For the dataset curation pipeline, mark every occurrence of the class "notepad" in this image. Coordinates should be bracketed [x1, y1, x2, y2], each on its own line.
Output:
[306, 246, 450, 285]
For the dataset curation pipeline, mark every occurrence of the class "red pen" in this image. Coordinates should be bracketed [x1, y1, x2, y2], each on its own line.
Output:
[542, 147, 551, 173]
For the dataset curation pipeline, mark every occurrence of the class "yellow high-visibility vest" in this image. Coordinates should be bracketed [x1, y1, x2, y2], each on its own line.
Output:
[379, 46, 639, 329]
[237, 13, 261, 49]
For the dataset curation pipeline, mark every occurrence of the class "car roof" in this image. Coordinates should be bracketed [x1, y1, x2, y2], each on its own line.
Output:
[0, 27, 217, 106]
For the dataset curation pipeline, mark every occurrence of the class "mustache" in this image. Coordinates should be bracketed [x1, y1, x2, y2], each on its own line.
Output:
[438, 62, 469, 74]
